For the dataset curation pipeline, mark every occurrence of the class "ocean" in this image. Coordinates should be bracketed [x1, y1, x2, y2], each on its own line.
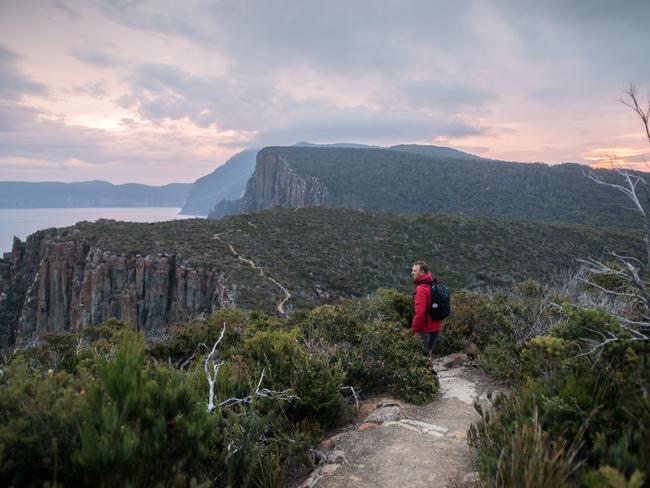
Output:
[0, 207, 199, 255]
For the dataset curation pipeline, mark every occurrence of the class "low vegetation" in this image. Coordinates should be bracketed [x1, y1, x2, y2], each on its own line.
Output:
[24, 206, 642, 310]
[0, 291, 436, 487]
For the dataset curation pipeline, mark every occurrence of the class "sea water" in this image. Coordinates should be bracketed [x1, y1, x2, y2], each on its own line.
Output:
[0, 207, 199, 254]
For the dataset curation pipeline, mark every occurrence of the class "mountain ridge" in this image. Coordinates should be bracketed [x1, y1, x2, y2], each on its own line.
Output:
[0, 181, 191, 208]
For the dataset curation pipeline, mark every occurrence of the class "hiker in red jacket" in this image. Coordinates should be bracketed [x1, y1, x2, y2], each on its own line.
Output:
[411, 261, 442, 357]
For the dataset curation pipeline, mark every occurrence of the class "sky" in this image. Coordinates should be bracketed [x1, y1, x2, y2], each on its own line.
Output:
[0, 0, 649, 185]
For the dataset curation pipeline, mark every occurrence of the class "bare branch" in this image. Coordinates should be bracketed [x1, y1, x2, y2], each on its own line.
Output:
[218, 369, 298, 409]
[621, 84, 650, 145]
[583, 168, 646, 216]
[204, 325, 226, 412]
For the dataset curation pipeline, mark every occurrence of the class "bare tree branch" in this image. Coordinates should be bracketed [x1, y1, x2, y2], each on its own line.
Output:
[621, 84, 650, 145]
[204, 325, 226, 412]
[218, 369, 298, 408]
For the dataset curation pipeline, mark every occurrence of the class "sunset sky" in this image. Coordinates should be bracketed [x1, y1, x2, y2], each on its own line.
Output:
[1, 0, 649, 185]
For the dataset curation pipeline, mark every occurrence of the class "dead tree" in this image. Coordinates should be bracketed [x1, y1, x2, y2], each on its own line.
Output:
[580, 85, 650, 348]
[202, 324, 298, 412]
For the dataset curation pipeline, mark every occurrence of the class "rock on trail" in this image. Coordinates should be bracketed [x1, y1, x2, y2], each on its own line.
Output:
[297, 356, 507, 488]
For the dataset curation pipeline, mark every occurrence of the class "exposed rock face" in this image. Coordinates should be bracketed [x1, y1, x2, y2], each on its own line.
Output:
[0, 236, 236, 344]
[240, 149, 328, 212]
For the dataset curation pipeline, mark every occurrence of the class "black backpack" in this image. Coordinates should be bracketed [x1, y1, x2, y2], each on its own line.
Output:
[429, 279, 451, 321]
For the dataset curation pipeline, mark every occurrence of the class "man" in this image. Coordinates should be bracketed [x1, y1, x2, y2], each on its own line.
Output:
[411, 261, 442, 357]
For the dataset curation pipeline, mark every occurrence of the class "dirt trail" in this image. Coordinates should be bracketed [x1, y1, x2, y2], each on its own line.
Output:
[213, 233, 292, 314]
[301, 360, 506, 488]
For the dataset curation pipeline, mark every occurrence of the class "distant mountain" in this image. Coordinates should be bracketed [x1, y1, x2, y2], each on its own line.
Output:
[188, 143, 486, 218]
[0, 181, 190, 208]
[388, 144, 483, 160]
[294, 141, 382, 149]
[180, 149, 258, 216]
[239, 145, 643, 229]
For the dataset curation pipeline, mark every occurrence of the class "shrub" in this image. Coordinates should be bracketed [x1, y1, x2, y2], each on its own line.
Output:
[437, 291, 511, 354]
[0, 359, 84, 487]
[470, 308, 650, 485]
[74, 331, 215, 487]
[300, 292, 438, 404]
[469, 403, 582, 488]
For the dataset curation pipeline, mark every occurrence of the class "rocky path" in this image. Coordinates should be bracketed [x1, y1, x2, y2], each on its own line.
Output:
[298, 355, 507, 488]
[213, 233, 292, 314]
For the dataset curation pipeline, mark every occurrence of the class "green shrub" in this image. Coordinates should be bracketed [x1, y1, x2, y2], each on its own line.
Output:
[74, 331, 215, 487]
[0, 292, 441, 487]
[0, 359, 84, 487]
[469, 404, 582, 488]
[300, 293, 438, 404]
[437, 291, 511, 354]
[470, 308, 650, 486]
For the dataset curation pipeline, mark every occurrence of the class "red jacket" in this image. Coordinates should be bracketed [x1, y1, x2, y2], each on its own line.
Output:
[412, 272, 442, 334]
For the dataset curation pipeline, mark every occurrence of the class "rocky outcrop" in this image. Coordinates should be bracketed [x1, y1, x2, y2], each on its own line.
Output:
[240, 149, 328, 212]
[0, 235, 237, 344]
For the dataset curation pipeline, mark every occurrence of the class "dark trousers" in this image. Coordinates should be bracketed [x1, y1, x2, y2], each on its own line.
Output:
[420, 331, 439, 356]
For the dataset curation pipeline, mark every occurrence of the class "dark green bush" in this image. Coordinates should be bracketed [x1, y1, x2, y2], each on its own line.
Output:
[0, 291, 439, 487]
[300, 292, 438, 404]
[470, 308, 650, 486]
[74, 331, 216, 487]
[0, 359, 84, 487]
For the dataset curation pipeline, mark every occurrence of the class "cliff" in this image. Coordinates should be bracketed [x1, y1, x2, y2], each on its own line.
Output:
[0, 233, 236, 344]
[240, 149, 328, 212]
[0, 208, 643, 346]
[236, 145, 644, 229]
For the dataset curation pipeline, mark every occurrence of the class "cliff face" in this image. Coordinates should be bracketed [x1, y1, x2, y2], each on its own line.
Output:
[240, 150, 328, 212]
[0, 236, 237, 344]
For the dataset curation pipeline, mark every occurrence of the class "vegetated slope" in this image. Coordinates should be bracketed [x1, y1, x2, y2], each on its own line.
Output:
[245, 146, 641, 229]
[180, 149, 258, 215]
[1, 207, 640, 344]
[0, 181, 191, 208]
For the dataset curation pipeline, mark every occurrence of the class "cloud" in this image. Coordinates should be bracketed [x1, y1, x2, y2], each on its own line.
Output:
[490, 0, 650, 84]
[1, 0, 648, 183]
[254, 106, 484, 146]
[96, 0, 480, 74]
[117, 63, 277, 130]
[67, 46, 117, 67]
[0, 44, 48, 100]
[396, 80, 494, 112]
[67, 80, 110, 98]
[115, 60, 486, 146]
[0, 98, 252, 183]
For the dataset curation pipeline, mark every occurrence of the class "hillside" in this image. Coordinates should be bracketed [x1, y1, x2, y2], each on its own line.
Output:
[180, 149, 258, 215]
[0, 181, 191, 208]
[194, 143, 487, 219]
[240, 146, 642, 229]
[0, 207, 641, 345]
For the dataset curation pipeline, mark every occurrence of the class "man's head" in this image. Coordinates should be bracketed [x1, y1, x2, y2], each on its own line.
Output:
[411, 261, 429, 281]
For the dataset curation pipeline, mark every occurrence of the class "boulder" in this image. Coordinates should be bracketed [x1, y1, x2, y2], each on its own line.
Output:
[364, 405, 402, 423]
